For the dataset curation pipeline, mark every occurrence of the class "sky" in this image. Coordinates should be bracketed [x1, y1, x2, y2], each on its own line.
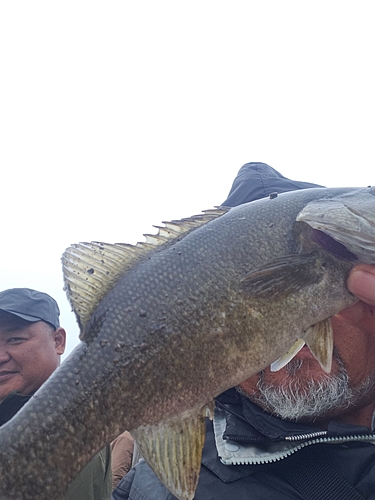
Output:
[1, 2, 374, 359]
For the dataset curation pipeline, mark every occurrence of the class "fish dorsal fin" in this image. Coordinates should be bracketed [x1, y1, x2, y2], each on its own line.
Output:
[131, 407, 208, 500]
[62, 208, 228, 339]
[304, 318, 333, 373]
[62, 242, 146, 338]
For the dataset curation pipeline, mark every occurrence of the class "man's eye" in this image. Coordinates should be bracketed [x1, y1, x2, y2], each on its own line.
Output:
[7, 337, 26, 344]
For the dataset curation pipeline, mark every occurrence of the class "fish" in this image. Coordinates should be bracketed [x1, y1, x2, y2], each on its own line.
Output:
[0, 185, 375, 500]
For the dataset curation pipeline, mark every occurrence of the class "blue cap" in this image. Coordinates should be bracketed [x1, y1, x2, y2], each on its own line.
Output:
[0, 288, 60, 329]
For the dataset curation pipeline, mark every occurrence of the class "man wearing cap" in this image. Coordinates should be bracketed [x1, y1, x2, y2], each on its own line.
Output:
[0, 288, 112, 500]
[112, 163, 375, 499]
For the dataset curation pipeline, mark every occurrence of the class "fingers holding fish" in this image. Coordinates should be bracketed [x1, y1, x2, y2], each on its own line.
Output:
[347, 265, 375, 307]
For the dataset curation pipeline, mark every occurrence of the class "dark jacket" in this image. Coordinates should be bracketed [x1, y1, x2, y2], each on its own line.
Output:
[112, 389, 375, 499]
[0, 391, 112, 500]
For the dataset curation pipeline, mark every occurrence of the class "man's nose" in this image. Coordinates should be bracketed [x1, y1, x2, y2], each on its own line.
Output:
[0, 346, 11, 363]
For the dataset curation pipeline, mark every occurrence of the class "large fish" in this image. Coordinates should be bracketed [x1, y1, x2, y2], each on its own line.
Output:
[0, 186, 375, 500]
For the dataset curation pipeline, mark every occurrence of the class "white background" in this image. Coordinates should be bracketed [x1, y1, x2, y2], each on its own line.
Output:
[1, 2, 374, 358]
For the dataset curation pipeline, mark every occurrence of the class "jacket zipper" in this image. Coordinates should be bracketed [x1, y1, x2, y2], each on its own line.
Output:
[285, 430, 327, 441]
[237, 433, 375, 465]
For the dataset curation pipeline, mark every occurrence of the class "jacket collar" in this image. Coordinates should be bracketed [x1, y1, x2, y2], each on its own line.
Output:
[207, 389, 375, 469]
[216, 388, 373, 442]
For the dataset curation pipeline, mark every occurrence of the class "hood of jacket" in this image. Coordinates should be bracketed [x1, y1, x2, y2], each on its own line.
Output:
[221, 162, 323, 207]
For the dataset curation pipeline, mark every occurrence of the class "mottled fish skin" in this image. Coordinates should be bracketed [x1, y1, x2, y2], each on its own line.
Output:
[0, 186, 374, 499]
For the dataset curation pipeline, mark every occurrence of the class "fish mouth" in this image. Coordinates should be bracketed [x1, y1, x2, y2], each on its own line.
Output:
[311, 229, 358, 261]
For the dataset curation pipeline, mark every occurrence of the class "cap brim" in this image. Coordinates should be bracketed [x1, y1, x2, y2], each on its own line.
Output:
[0, 309, 43, 323]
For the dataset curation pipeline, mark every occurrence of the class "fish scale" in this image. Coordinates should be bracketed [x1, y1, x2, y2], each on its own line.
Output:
[0, 187, 374, 499]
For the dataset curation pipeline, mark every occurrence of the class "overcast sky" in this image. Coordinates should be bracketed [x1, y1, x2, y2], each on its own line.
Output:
[1, 2, 374, 358]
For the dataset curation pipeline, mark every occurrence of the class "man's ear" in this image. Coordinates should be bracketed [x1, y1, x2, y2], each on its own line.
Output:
[53, 327, 66, 355]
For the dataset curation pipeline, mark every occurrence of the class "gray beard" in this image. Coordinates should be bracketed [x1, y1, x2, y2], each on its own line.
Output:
[239, 356, 375, 422]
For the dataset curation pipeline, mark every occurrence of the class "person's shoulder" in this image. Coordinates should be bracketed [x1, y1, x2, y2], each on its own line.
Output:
[112, 459, 177, 500]
[66, 445, 112, 500]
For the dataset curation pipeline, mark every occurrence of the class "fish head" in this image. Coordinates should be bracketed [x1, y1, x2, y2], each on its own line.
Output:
[296, 185, 375, 264]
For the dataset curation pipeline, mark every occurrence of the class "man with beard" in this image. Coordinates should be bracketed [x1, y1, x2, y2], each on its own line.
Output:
[112, 163, 375, 499]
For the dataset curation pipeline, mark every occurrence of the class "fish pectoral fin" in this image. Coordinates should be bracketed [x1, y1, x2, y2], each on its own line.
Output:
[241, 254, 321, 299]
[303, 318, 334, 373]
[270, 339, 306, 372]
[131, 408, 207, 500]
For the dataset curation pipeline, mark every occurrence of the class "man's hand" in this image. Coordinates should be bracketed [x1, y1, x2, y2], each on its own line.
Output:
[347, 265, 375, 307]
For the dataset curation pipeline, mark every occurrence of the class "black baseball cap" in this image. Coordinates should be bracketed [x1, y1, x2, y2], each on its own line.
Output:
[0, 288, 60, 329]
